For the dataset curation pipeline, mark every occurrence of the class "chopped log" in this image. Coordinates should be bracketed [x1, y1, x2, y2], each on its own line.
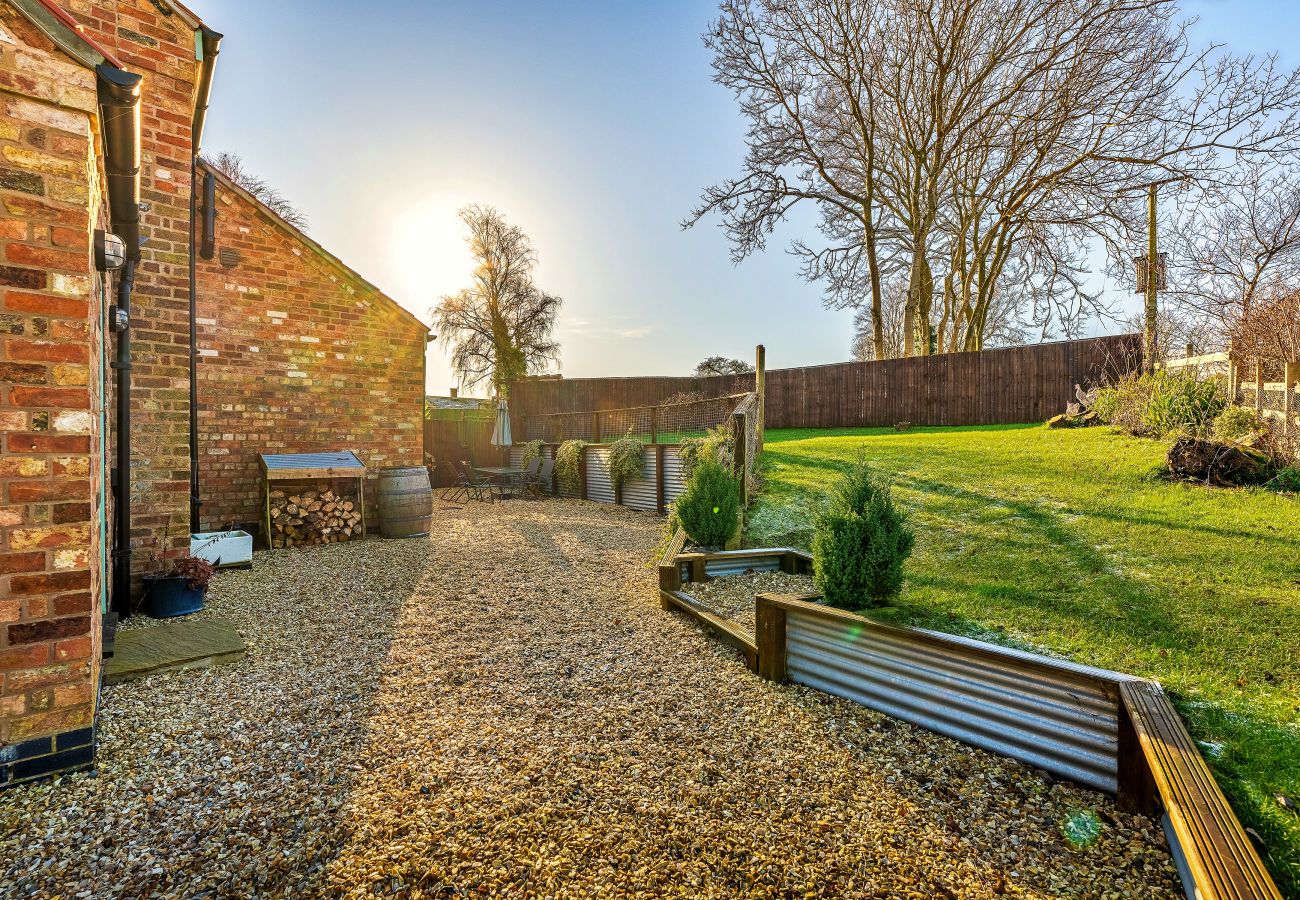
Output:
[1167, 437, 1271, 486]
[267, 480, 365, 549]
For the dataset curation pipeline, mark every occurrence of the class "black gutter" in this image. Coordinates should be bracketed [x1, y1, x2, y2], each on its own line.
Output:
[188, 26, 223, 535]
[98, 63, 143, 616]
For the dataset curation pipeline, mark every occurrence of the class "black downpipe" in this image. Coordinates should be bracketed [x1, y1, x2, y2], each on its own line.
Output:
[97, 64, 143, 617]
[189, 26, 223, 536]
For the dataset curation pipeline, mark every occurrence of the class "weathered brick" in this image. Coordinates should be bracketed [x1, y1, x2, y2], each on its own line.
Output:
[53, 635, 91, 662]
[8, 569, 89, 596]
[8, 480, 90, 503]
[6, 339, 87, 363]
[0, 361, 48, 385]
[7, 706, 93, 741]
[0, 456, 48, 477]
[50, 364, 88, 386]
[0, 551, 46, 575]
[1, 145, 80, 179]
[52, 593, 92, 616]
[0, 265, 46, 290]
[52, 501, 91, 524]
[7, 523, 90, 552]
[0, 643, 51, 671]
[8, 387, 89, 410]
[5, 243, 84, 272]
[7, 615, 90, 646]
[0, 167, 43, 195]
[5, 291, 87, 318]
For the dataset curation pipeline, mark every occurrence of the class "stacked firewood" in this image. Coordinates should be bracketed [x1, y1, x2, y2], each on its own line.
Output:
[269, 485, 363, 548]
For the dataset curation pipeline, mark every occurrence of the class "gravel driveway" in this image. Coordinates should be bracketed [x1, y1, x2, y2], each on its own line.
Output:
[0, 499, 1179, 898]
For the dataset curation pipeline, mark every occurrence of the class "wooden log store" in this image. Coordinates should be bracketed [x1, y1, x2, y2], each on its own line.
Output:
[259, 451, 368, 549]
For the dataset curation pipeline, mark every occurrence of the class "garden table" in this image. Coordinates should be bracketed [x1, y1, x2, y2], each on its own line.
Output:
[474, 466, 526, 499]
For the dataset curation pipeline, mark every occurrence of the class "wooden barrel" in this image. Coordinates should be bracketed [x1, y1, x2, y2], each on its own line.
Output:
[377, 466, 432, 538]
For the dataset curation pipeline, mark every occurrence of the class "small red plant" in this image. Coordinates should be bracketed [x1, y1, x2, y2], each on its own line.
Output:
[172, 555, 215, 591]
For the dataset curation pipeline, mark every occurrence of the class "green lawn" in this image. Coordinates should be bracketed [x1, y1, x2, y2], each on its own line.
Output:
[748, 425, 1300, 896]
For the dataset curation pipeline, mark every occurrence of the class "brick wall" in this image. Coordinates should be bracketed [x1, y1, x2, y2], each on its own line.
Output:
[0, 7, 107, 786]
[195, 163, 428, 534]
[71, 0, 200, 574]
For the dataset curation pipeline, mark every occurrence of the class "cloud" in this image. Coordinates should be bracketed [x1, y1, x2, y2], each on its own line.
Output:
[565, 318, 655, 339]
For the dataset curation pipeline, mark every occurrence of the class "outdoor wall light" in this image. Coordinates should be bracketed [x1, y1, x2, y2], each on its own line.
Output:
[95, 229, 126, 272]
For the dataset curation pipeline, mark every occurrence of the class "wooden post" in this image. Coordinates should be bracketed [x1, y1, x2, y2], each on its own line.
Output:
[1286, 361, 1299, 435]
[579, 445, 588, 500]
[1255, 360, 1266, 413]
[591, 411, 601, 444]
[780, 552, 797, 574]
[658, 562, 681, 611]
[686, 555, 707, 584]
[655, 444, 665, 514]
[650, 406, 659, 445]
[755, 344, 766, 448]
[755, 595, 787, 683]
[1143, 183, 1159, 373]
[732, 411, 747, 507]
[1116, 697, 1157, 817]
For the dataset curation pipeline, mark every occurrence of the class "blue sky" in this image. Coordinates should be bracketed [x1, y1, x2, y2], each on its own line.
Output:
[200, 0, 1300, 395]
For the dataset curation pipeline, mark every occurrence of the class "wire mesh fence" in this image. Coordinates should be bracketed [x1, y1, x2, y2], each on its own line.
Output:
[520, 393, 752, 444]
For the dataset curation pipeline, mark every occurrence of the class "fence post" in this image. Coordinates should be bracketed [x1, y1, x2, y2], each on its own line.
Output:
[579, 446, 588, 500]
[592, 411, 601, 444]
[658, 561, 681, 611]
[755, 594, 787, 682]
[732, 411, 747, 507]
[655, 444, 665, 514]
[1255, 360, 1265, 414]
[755, 344, 766, 449]
[1117, 698, 1157, 816]
[650, 406, 659, 445]
[1286, 361, 1299, 435]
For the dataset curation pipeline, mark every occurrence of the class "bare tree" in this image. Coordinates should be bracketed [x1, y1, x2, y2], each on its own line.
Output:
[1231, 291, 1300, 366]
[1166, 159, 1300, 332]
[692, 0, 1300, 360]
[686, 0, 897, 360]
[208, 151, 309, 232]
[694, 356, 755, 377]
[851, 275, 907, 361]
[432, 206, 561, 396]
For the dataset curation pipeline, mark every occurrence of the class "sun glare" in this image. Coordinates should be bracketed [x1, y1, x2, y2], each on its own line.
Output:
[390, 202, 476, 306]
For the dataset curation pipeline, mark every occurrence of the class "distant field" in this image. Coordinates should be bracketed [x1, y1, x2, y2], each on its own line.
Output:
[749, 424, 1300, 895]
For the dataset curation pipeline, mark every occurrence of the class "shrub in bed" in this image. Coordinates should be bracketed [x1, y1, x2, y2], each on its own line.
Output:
[520, 439, 545, 469]
[677, 424, 735, 478]
[675, 459, 741, 548]
[555, 439, 589, 495]
[1265, 466, 1300, 494]
[813, 460, 913, 609]
[1141, 370, 1226, 437]
[1094, 370, 1226, 437]
[1211, 405, 1263, 443]
[608, 433, 645, 490]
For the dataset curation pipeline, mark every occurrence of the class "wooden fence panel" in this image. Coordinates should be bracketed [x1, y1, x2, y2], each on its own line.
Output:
[422, 415, 500, 486]
[510, 335, 1141, 430]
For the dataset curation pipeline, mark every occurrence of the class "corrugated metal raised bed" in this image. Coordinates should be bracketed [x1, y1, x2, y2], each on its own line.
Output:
[654, 536, 1282, 900]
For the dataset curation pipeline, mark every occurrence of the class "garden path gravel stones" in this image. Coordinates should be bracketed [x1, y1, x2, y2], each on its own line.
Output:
[0, 500, 1180, 898]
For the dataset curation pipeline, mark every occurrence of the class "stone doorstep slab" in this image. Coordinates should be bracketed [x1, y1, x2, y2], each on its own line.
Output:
[104, 617, 247, 685]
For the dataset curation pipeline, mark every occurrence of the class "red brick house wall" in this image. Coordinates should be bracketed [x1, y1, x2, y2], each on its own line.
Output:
[194, 160, 428, 534]
[70, 0, 200, 572]
[0, 6, 108, 785]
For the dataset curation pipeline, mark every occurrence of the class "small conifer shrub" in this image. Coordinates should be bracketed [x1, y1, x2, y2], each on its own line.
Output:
[675, 459, 741, 548]
[812, 460, 914, 609]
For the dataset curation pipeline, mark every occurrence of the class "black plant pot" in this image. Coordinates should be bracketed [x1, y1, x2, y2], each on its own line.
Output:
[142, 574, 206, 619]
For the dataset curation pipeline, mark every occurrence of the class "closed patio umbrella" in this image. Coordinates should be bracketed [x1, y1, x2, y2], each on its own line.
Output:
[490, 398, 512, 448]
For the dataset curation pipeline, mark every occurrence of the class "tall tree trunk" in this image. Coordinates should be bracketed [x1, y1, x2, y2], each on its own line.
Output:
[906, 250, 934, 356]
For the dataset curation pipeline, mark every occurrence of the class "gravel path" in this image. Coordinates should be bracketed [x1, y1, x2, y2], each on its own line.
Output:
[0, 500, 1179, 898]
